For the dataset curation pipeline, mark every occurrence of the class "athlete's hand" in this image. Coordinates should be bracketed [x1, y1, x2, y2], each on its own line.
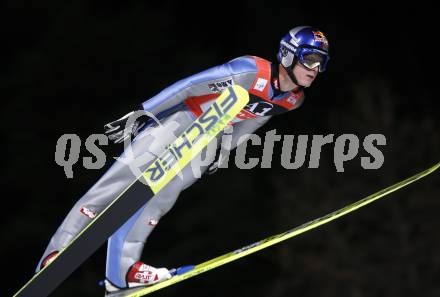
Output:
[205, 147, 225, 175]
[104, 109, 150, 144]
[205, 160, 220, 175]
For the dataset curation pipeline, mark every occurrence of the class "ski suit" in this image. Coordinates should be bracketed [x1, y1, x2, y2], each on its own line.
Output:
[36, 55, 305, 288]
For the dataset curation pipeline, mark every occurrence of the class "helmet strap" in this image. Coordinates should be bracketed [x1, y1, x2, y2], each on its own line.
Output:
[283, 58, 305, 88]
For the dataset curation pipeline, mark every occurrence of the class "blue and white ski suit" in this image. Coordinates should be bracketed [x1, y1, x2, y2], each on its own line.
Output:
[37, 55, 305, 288]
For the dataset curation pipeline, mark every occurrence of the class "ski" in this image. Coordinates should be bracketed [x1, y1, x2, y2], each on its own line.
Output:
[13, 85, 249, 297]
[118, 161, 440, 297]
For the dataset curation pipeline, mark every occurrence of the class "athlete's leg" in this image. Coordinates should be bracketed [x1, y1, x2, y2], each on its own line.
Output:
[105, 126, 220, 288]
[36, 110, 191, 272]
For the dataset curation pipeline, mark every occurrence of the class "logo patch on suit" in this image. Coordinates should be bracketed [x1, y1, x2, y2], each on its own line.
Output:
[287, 95, 297, 105]
[254, 78, 268, 92]
[80, 206, 97, 219]
[208, 79, 233, 93]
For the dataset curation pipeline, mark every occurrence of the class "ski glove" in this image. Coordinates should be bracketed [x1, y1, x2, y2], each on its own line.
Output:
[205, 125, 233, 175]
[104, 108, 150, 144]
[205, 147, 225, 175]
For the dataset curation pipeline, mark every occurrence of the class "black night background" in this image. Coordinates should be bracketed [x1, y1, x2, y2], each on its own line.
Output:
[2, 1, 439, 297]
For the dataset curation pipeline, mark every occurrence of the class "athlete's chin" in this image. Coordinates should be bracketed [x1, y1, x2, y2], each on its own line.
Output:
[298, 78, 315, 88]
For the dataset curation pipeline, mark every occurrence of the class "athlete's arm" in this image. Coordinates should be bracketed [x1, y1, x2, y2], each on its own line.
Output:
[140, 56, 257, 117]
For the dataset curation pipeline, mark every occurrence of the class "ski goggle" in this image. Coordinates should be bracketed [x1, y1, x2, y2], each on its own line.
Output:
[296, 46, 329, 72]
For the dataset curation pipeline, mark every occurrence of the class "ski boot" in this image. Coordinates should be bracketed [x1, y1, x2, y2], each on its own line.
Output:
[39, 251, 59, 270]
[104, 262, 172, 295]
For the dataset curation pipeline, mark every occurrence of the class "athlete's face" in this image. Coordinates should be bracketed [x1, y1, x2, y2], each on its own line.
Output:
[292, 59, 319, 88]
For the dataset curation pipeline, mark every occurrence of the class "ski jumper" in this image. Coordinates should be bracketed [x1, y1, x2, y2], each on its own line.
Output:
[36, 56, 305, 288]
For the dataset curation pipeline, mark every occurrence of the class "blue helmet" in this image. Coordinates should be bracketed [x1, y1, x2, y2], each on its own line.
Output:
[277, 26, 330, 74]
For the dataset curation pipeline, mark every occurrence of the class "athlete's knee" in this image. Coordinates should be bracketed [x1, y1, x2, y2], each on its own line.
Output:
[156, 183, 183, 215]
